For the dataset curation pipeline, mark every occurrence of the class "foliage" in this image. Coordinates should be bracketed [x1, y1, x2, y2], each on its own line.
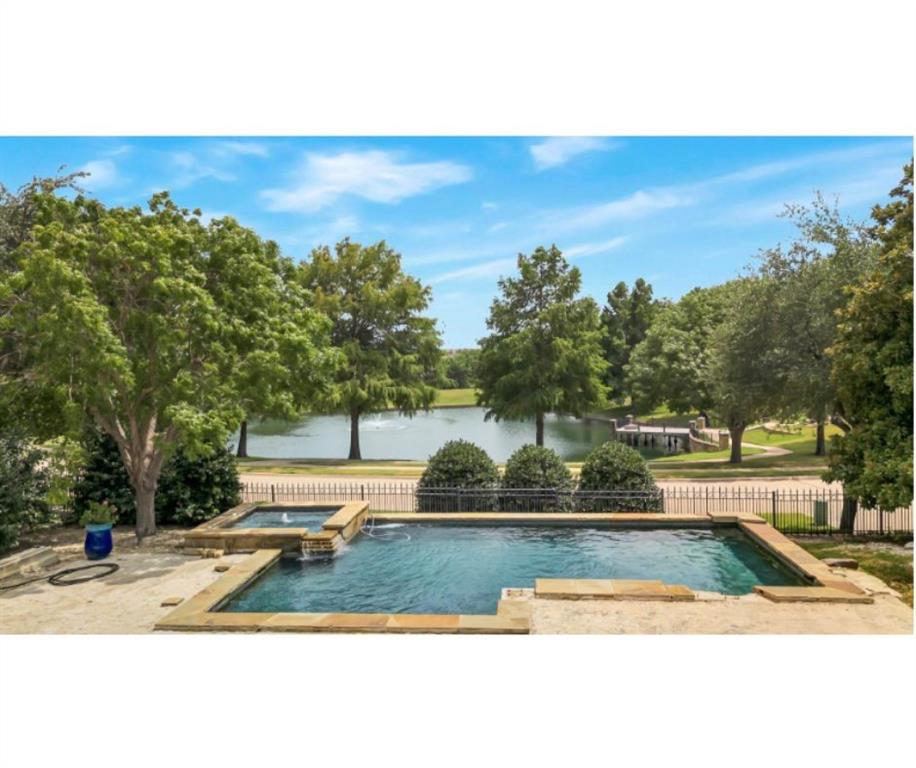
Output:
[72, 430, 241, 526]
[500, 444, 574, 511]
[442, 348, 480, 389]
[825, 161, 914, 511]
[756, 196, 877, 451]
[79, 500, 118, 527]
[600, 278, 659, 400]
[576, 441, 660, 511]
[706, 276, 783, 462]
[0, 192, 333, 537]
[416, 439, 499, 511]
[298, 238, 441, 460]
[157, 442, 242, 525]
[627, 284, 731, 415]
[0, 430, 53, 552]
[476, 245, 608, 445]
[1, 170, 89, 439]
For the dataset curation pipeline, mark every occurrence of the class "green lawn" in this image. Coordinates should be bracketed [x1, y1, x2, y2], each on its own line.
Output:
[796, 539, 914, 606]
[434, 388, 478, 407]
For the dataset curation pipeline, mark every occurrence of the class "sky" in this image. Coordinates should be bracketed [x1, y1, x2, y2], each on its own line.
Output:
[1, 136, 911, 347]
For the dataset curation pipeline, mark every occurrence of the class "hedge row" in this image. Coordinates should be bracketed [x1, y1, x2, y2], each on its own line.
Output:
[416, 439, 660, 512]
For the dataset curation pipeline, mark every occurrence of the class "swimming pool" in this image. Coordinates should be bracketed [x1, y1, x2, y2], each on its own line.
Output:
[220, 524, 805, 616]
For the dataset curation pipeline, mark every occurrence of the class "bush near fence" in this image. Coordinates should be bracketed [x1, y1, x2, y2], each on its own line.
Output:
[238, 481, 913, 536]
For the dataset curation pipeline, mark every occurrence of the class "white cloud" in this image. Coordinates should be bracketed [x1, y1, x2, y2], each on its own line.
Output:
[548, 189, 693, 232]
[429, 256, 517, 284]
[530, 137, 617, 171]
[168, 151, 236, 188]
[565, 236, 628, 259]
[481, 201, 499, 210]
[79, 159, 119, 189]
[487, 221, 509, 233]
[261, 150, 473, 213]
[215, 141, 269, 157]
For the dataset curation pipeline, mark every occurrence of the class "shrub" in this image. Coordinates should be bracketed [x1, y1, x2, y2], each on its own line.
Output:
[72, 431, 241, 526]
[500, 444, 574, 512]
[576, 441, 661, 512]
[0, 430, 54, 553]
[416, 439, 499, 512]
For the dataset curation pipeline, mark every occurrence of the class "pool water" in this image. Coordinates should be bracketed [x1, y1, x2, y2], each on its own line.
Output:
[221, 525, 804, 615]
[230, 507, 341, 529]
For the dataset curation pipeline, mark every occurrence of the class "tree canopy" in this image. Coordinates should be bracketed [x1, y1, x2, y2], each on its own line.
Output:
[476, 245, 608, 446]
[825, 161, 913, 511]
[626, 283, 731, 415]
[0, 192, 334, 537]
[600, 278, 658, 401]
[756, 196, 877, 453]
[297, 238, 441, 460]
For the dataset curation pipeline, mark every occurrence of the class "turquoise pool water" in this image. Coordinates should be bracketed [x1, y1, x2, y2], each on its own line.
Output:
[221, 525, 804, 615]
[230, 506, 341, 529]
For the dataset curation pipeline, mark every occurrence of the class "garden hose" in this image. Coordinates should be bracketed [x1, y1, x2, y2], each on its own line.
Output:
[0, 562, 120, 591]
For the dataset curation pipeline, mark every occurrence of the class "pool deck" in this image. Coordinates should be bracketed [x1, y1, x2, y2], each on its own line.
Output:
[1, 511, 911, 634]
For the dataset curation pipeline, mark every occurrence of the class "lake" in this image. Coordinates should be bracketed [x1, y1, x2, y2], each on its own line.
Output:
[235, 407, 618, 462]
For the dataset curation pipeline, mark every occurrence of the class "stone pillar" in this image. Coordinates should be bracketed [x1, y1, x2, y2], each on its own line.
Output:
[696, 416, 706, 430]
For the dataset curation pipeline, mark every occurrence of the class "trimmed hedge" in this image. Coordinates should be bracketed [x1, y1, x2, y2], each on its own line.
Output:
[416, 439, 499, 512]
[500, 444, 574, 512]
[72, 431, 241, 526]
[576, 441, 661, 512]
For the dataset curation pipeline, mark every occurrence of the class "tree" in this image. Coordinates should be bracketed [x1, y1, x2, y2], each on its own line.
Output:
[825, 161, 913, 528]
[757, 196, 877, 455]
[600, 278, 658, 400]
[706, 277, 781, 462]
[443, 348, 480, 389]
[297, 238, 442, 460]
[626, 283, 731, 415]
[1, 169, 89, 436]
[476, 245, 608, 446]
[0, 192, 333, 538]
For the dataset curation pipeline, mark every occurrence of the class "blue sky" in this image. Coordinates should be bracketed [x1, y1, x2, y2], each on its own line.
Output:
[1, 136, 911, 346]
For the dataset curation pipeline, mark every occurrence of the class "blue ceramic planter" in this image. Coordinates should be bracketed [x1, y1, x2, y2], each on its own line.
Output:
[84, 523, 114, 560]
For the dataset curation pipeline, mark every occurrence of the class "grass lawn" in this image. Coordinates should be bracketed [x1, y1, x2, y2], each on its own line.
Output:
[796, 539, 914, 606]
[434, 388, 478, 407]
[649, 444, 764, 464]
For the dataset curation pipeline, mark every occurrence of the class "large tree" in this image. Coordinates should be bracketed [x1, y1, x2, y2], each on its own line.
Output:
[476, 245, 608, 446]
[706, 277, 781, 463]
[297, 238, 441, 460]
[825, 161, 913, 526]
[0, 192, 333, 538]
[626, 283, 731, 415]
[1, 169, 89, 435]
[756, 196, 877, 454]
[600, 278, 658, 400]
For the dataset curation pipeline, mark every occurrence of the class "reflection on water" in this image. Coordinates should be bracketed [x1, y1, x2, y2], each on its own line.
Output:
[234, 407, 634, 462]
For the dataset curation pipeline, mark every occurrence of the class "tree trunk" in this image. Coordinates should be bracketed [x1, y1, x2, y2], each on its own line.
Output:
[728, 425, 745, 464]
[535, 412, 545, 447]
[236, 419, 248, 458]
[815, 419, 826, 456]
[840, 495, 858, 534]
[134, 482, 157, 540]
[348, 409, 361, 460]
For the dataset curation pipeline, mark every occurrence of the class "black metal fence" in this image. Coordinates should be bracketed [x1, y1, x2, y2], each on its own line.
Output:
[239, 481, 914, 536]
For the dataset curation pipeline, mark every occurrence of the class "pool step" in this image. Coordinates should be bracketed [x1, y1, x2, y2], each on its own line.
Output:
[535, 578, 696, 601]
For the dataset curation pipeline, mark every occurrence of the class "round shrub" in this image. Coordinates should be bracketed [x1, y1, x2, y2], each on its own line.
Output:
[500, 444, 574, 512]
[576, 441, 661, 512]
[72, 430, 241, 526]
[417, 439, 499, 512]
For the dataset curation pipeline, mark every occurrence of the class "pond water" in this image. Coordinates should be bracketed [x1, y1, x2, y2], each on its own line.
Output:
[234, 407, 629, 462]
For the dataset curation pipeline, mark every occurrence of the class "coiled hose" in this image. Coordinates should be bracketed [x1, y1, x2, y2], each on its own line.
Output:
[0, 562, 120, 591]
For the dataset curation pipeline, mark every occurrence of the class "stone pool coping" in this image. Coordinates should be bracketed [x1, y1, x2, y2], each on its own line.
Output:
[181, 500, 369, 555]
[157, 509, 871, 634]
